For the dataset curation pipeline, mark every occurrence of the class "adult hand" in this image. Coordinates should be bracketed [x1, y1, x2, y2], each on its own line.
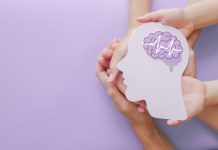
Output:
[96, 40, 173, 149]
[137, 8, 194, 37]
[137, 9, 202, 78]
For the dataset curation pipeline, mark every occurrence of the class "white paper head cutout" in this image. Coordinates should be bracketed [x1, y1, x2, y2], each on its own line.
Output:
[117, 23, 189, 120]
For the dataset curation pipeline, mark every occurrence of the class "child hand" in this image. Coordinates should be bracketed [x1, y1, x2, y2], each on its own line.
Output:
[137, 8, 194, 37]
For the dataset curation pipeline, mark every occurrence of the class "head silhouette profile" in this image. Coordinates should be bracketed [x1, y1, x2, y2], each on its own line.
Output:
[117, 23, 189, 120]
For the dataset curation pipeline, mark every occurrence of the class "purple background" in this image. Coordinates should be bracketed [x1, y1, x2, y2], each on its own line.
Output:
[0, 0, 218, 149]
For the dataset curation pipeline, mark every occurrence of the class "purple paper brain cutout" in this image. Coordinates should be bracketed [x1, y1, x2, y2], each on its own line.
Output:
[143, 31, 183, 71]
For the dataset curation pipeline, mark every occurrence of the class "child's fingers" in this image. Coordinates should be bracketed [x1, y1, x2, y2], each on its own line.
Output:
[96, 61, 109, 89]
[102, 48, 114, 60]
[137, 11, 163, 23]
[98, 56, 110, 68]
[108, 38, 119, 49]
[102, 38, 120, 60]
[108, 47, 128, 83]
[111, 39, 121, 50]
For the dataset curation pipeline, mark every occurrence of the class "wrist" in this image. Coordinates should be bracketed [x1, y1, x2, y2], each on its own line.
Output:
[142, 130, 174, 150]
[204, 81, 218, 107]
[131, 121, 173, 150]
[183, 7, 196, 31]
[205, 82, 211, 106]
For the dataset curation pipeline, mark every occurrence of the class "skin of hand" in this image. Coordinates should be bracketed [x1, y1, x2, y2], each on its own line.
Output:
[183, 48, 196, 77]
[96, 39, 173, 150]
[101, 39, 207, 126]
[105, 41, 206, 125]
[204, 81, 218, 106]
[183, 0, 203, 77]
[137, 8, 194, 37]
[137, 8, 203, 77]
[109, 6, 201, 80]
[107, 35, 129, 82]
[184, 29, 202, 77]
[167, 76, 206, 125]
[108, 0, 151, 83]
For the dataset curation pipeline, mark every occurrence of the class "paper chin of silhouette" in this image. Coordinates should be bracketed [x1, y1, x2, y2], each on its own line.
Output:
[117, 22, 189, 120]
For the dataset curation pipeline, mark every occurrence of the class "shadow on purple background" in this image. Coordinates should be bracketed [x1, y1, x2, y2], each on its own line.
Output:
[0, 0, 217, 150]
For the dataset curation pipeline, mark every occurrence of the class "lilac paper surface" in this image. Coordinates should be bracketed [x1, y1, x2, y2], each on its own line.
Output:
[0, 0, 218, 150]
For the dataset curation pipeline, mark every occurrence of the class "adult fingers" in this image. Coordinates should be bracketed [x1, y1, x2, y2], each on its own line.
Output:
[108, 43, 128, 82]
[106, 82, 137, 116]
[116, 73, 127, 94]
[137, 11, 163, 23]
[96, 62, 109, 89]
[98, 56, 110, 68]
[116, 74, 147, 113]
[102, 49, 114, 60]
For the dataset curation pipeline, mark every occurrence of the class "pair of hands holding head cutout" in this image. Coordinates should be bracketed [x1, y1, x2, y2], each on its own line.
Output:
[97, 8, 206, 126]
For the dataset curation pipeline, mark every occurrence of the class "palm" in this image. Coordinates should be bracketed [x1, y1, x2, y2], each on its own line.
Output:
[183, 48, 196, 77]
[160, 9, 194, 37]
[182, 76, 205, 120]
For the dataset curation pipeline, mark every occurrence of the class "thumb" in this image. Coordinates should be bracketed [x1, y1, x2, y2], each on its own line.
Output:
[137, 11, 163, 23]
[108, 45, 128, 82]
